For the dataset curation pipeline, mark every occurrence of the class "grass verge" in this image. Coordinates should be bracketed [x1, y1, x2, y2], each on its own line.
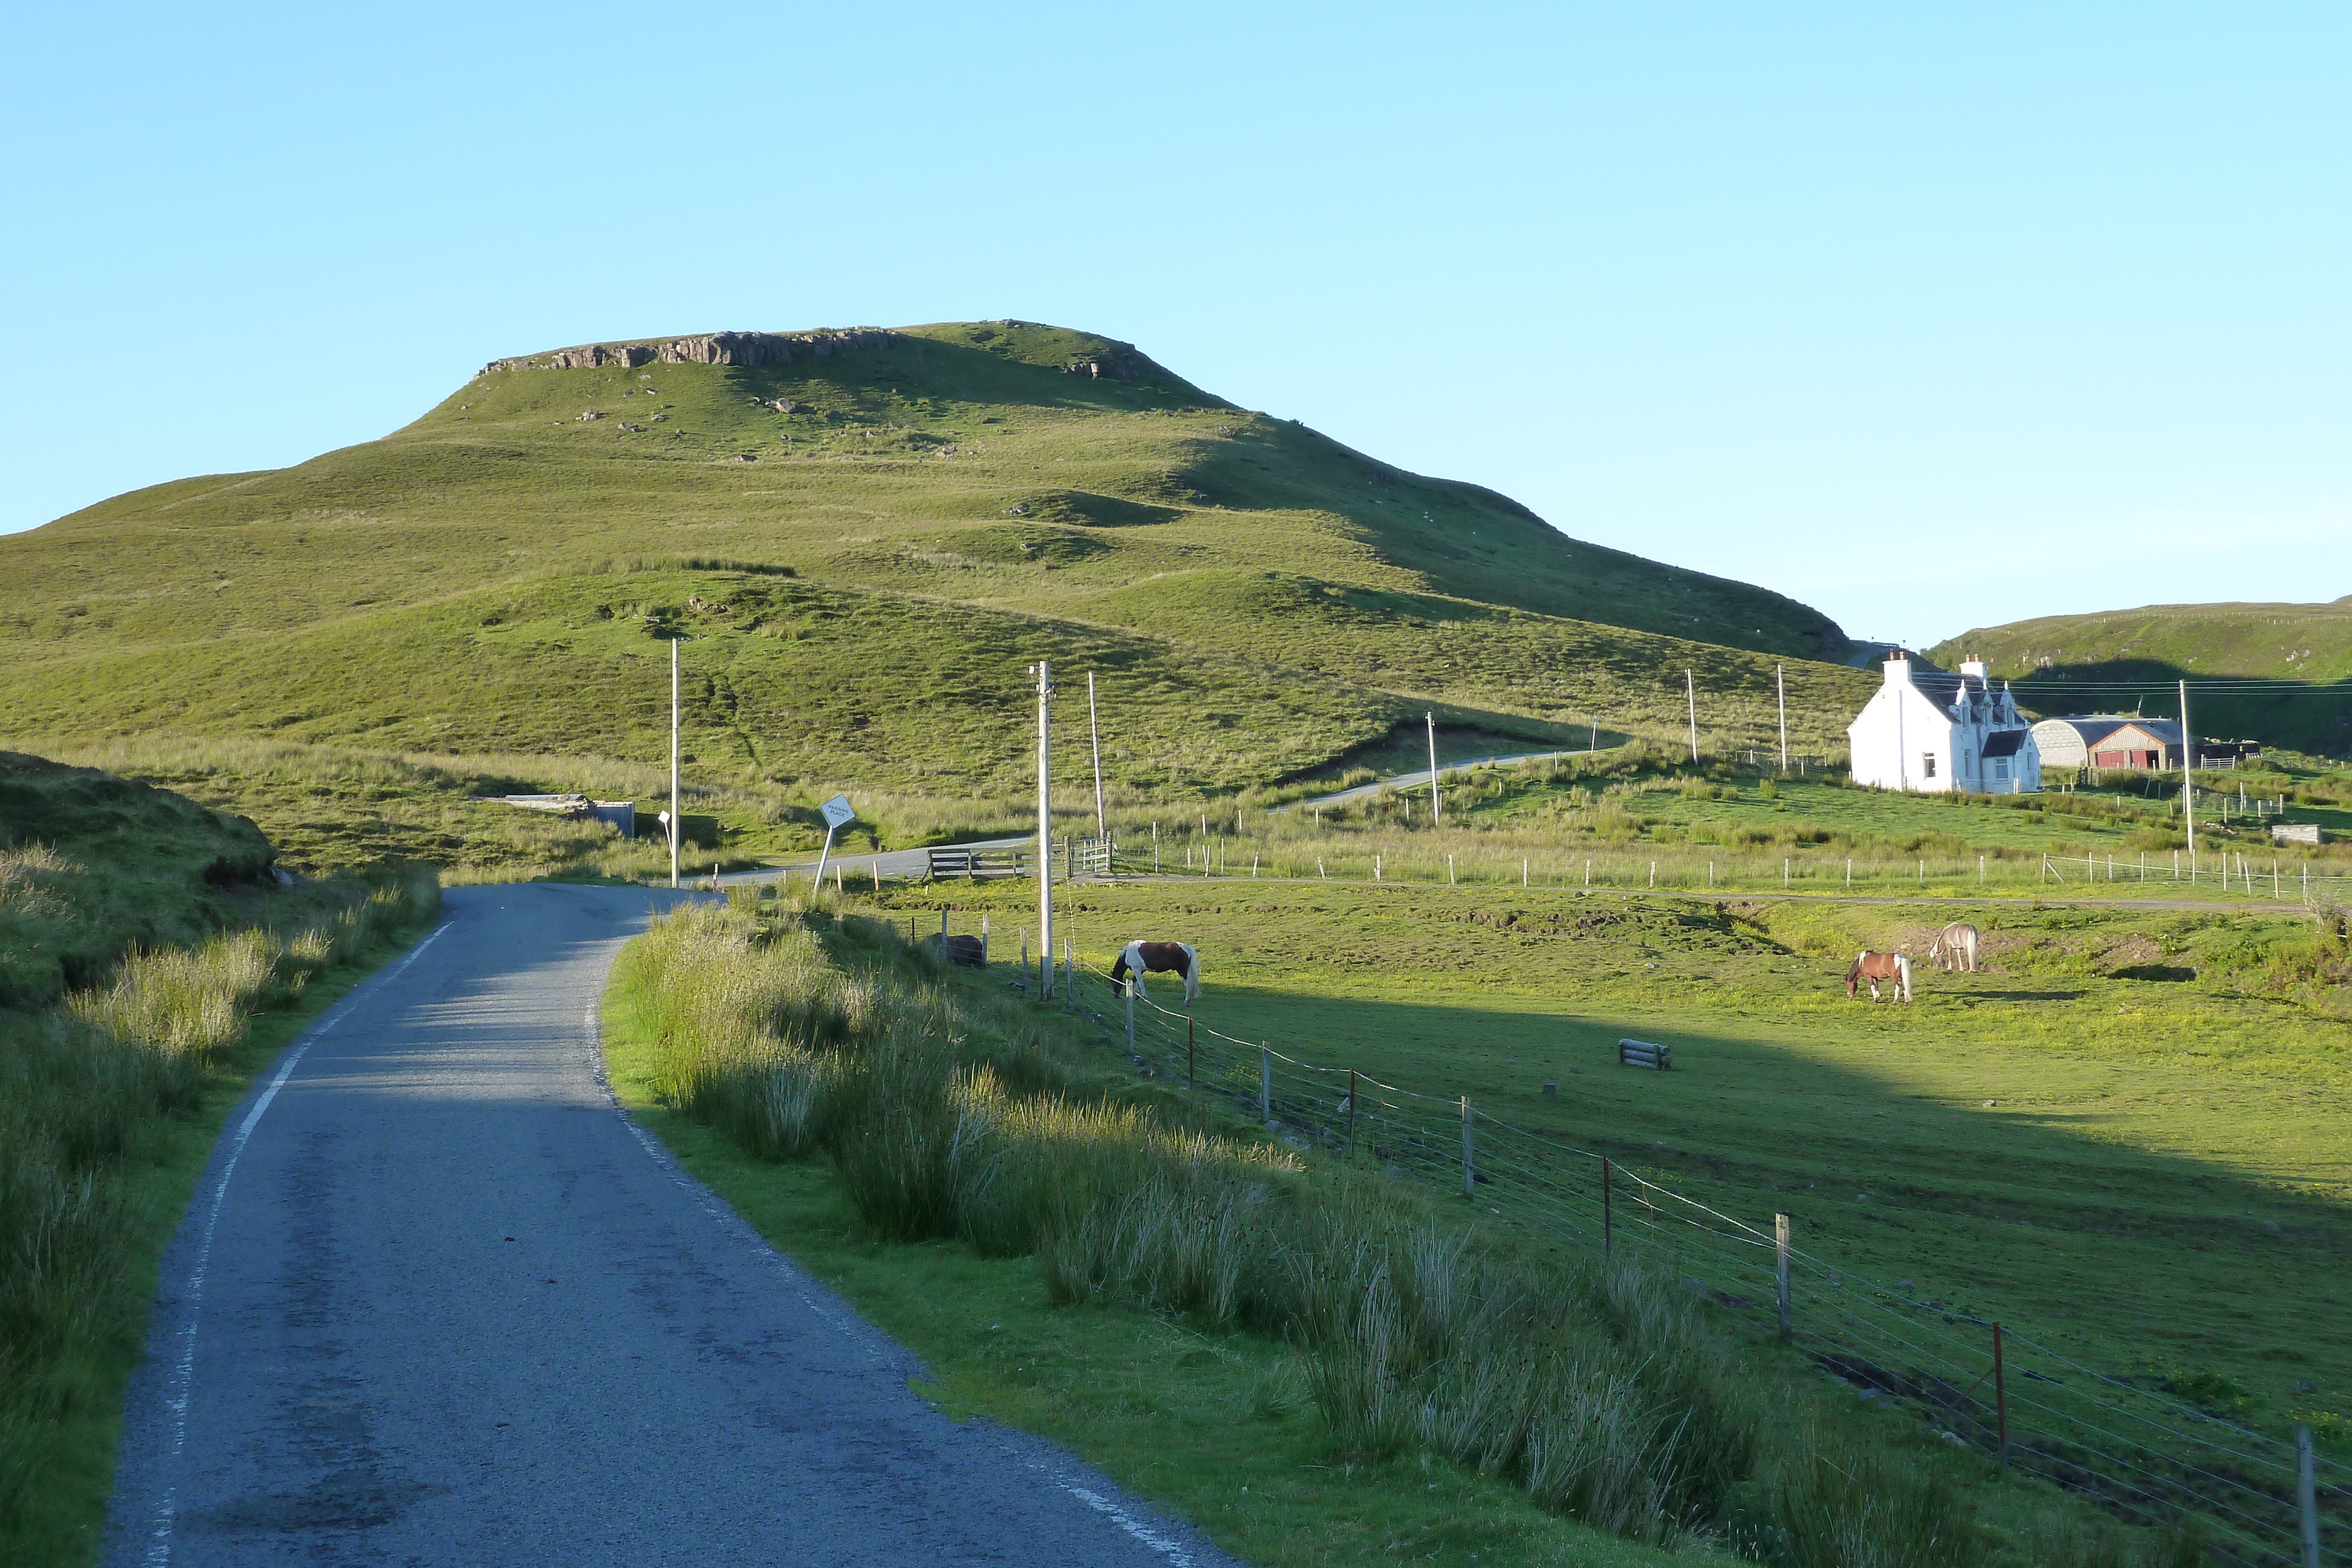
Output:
[0, 870, 442, 1567]
[601, 893, 2192, 1567]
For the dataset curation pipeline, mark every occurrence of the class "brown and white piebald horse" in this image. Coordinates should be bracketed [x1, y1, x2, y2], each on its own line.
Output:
[1844, 950, 1913, 1003]
[1111, 940, 1200, 1005]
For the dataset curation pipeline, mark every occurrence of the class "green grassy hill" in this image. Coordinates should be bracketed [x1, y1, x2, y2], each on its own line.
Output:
[1931, 597, 2352, 756]
[0, 752, 276, 1005]
[0, 321, 1873, 852]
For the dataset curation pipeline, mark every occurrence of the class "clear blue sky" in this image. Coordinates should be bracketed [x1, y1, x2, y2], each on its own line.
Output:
[5, 4, 2346, 648]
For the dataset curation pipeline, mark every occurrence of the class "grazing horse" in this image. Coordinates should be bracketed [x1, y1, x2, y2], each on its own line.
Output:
[1927, 922, 1981, 973]
[1844, 950, 1912, 1003]
[1111, 940, 1200, 1005]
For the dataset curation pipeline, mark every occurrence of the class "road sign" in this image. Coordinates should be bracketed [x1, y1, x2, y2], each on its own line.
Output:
[820, 794, 856, 829]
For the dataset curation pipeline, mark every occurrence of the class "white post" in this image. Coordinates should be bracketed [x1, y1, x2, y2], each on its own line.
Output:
[1088, 671, 1107, 841]
[1032, 660, 1055, 999]
[2179, 679, 2197, 878]
[1685, 670, 1699, 763]
[1523, 858, 1529, 887]
[1426, 711, 1442, 828]
[1776, 663, 1789, 770]
[669, 636, 680, 890]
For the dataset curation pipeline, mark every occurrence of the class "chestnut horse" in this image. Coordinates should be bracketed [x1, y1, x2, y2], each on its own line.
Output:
[1111, 940, 1200, 1005]
[1844, 950, 1912, 1003]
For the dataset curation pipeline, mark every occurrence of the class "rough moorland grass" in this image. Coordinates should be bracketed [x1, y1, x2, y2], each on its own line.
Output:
[882, 874, 2352, 1451]
[0, 864, 440, 1567]
[0, 751, 277, 1007]
[607, 898, 2190, 1567]
[0, 320, 1873, 818]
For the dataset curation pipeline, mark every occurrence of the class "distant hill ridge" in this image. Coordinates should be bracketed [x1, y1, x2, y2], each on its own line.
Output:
[0, 319, 1870, 801]
[480, 323, 1175, 384]
[1930, 596, 2352, 755]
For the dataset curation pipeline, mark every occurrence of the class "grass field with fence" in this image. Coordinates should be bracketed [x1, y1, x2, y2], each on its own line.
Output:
[608, 892, 2210, 1566]
[872, 872, 2350, 1560]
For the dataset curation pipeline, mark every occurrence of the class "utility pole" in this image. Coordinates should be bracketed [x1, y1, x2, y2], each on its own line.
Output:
[1776, 664, 1789, 770]
[1032, 660, 1055, 998]
[2179, 678, 2196, 878]
[1685, 670, 1699, 763]
[1426, 711, 1442, 828]
[669, 636, 680, 890]
[1088, 671, 1106, 841]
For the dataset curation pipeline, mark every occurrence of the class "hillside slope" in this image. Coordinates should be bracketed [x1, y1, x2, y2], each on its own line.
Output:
[0, 751, 275, 1005]
[1932, 597, 2352, 755]
[0, 322, 1872, 818]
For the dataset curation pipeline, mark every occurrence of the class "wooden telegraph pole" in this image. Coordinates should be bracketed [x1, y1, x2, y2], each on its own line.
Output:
[1088, 671, 1107, 842]
[1031, 660, 1055, 999]
[1426, 711, 1442, 828]
[1776, 664, 1789, 770]
[669, 637, 680, 890]
[2179, 678, 2197, 880]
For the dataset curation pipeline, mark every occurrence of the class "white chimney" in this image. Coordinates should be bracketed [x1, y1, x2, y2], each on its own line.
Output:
[1960, 658, 1988, 678]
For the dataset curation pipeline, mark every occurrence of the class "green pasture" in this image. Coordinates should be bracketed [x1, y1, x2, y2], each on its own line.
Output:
[881, 876, 2352, 1450]
[1264, 751, 2352, 898]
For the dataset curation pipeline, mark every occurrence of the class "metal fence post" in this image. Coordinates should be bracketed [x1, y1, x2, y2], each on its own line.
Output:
[1347, 1067, 1358, 1151]
[1064, 936, 1075, 1011]
[1187, 1015, 1196, 1089]
[1993, 1323, 2010, 1466]
[1602, 1157, 1613, 1256]
[1125, 982, 1135, 1058]
[1259, 1045, 1272, 1124]
[1775, 1213, 1792, 1341]
[1461, 1096, 1475, 1197]
[2300, 1423, 2321, 1568]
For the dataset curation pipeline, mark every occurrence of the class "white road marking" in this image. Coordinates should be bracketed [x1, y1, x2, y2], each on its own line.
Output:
[142, 922, 449, 1567]
[1060, 1486, 1197, 1564]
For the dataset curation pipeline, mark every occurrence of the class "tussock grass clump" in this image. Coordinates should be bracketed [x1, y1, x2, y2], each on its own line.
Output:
[621, 898, 2193, 1564]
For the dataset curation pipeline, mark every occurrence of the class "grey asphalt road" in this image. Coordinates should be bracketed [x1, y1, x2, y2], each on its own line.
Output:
[104, 882, 1232, 1567]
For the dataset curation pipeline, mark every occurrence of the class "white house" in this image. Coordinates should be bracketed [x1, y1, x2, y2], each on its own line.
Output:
[1846, 656, 2040, 794]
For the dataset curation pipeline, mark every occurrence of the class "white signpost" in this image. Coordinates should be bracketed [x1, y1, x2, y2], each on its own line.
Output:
[813, 794, 856, 886]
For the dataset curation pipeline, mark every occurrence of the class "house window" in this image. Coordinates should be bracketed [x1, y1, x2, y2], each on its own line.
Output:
[1921, 753, 1937, 779]
[1993, 758, 2010, 778]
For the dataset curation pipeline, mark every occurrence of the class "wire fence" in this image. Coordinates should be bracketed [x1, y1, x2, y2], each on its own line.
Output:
[1104, 835, 2352, 907]
[1021, 946, 2350, 1566]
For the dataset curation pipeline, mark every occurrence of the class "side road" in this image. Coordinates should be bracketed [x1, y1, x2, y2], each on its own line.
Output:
[105, 882, 1231, 1567]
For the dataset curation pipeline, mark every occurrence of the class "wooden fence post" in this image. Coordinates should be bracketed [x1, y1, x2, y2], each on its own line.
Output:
[1776, 1213, 1793, 1340]
[980, 913, 989, 965]
[1460, 1096, 1475, 1198]
[1188, 1014, 1195, 1089]
[1348, 1067, 1358, 1151]
[1125, 982, 1135, 1058]
[1259, 1044, 1271, 1123]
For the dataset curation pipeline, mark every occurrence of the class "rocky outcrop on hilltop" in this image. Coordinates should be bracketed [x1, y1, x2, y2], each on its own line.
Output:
[479, 329, 898, 377]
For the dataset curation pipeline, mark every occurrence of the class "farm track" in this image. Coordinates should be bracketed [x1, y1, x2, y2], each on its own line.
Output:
[104, 882, 1227, 1568]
